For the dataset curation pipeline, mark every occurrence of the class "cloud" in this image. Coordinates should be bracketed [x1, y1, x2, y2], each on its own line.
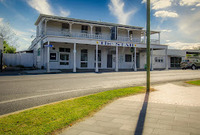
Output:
[59, 8, 70, 17]
[154, 10, 179, 18]
[142, 0, 172, 10]
[27, 0, 53, 15]
[108, 0, 136, 24]
[161, 29, 172, 32]
[196, 3, 200, 6]
[178, 10, 200, 41]
[152, 0, 172, 10]
[0, 18, 3, 24]
[167, 41, 200, 50]
[26, 0, 70, 17]
[180, 0, 200, 6]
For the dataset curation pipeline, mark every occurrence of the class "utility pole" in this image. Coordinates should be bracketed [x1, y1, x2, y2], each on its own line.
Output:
[146, 0, 151, 92]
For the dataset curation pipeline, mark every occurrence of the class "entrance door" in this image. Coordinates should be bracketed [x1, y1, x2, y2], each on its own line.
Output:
[107, 54, 112, 68]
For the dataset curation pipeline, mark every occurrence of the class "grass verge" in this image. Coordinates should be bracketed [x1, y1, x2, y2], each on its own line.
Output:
[0, 86, 145, 135]
[186, 80, 200, 86]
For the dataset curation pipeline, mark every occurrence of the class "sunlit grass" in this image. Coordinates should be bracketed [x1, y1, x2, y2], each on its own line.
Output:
[186, 80, 200, 86]
[0, 86, 145, 135]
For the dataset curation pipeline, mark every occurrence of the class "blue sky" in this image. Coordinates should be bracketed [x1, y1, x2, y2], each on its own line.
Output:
[0, 0, 200, 51]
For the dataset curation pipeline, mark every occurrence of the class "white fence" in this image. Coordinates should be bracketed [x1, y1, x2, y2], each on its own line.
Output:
[3, 53, 34, 67]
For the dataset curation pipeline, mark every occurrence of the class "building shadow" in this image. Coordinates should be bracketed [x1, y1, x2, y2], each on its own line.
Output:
[134, 89, 150, 135]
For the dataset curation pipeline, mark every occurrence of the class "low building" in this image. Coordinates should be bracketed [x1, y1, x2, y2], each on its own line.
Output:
[29, 14, 169, 72]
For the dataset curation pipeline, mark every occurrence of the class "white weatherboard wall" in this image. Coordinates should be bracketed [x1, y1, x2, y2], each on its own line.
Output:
[43, 43, 139, 70]
[3, 53, 34, 67]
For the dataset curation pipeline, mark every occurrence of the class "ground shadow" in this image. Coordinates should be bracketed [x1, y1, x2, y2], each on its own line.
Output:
[134, 89, 150, 135]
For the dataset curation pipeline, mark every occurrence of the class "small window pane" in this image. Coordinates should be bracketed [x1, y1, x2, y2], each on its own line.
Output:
[60, 54, 69, 60]
[95, 27, 101, 35]
[81, 49, 88, 61]
[81, 62, 87, 67]
[125, 54, 132, 62]
[60, 62, 69, 65]
[59, 48, 70, 52]
[62, 23, 69, 29]
[81, 25, 88, 33]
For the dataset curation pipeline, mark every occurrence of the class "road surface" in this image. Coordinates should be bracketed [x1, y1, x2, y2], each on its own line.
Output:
[0, 70, 200, 115]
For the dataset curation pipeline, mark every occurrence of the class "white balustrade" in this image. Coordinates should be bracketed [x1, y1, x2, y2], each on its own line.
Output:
[45, 30, 160, 44]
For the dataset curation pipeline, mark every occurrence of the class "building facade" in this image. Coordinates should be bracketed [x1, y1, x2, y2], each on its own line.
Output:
[29, 14, 169, 72]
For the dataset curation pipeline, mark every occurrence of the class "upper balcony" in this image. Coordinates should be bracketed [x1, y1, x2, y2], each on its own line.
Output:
[32, 15, 161, 47]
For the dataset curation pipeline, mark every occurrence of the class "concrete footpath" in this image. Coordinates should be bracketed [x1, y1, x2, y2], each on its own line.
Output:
[60, 82, 200, 135]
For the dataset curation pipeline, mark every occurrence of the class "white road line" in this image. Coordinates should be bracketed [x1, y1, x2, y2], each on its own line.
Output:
[0, 88, 93, 104]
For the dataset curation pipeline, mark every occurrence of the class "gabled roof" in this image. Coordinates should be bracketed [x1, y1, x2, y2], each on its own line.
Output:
[35, 14, 143, 30]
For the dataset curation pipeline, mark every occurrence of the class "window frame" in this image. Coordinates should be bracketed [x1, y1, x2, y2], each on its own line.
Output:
[59, 48, 70, 66]
[81, 25, 88, 33]
[125, 54, 132, 62]
[81, 49, 88, 68]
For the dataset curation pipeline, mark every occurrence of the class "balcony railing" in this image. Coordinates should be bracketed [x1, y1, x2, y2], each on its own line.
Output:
[44, 31, 160, 44]
[47, 31, 111, 40]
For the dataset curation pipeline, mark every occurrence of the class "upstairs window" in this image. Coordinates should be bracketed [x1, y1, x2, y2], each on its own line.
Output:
[62, 23, 69, 30]
[81, 25, 88, 33]
[95, 27, 101, 35]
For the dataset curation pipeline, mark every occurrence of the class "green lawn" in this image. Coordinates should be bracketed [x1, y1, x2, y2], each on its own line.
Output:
[0, 86, 145, 135]
[186, 80, 200, 86]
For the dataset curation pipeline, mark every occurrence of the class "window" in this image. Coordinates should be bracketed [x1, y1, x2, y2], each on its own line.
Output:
[59, 47, 70, 66]
[50, 53, 57, 61]
[95, 27, 101, 35]
[81, 25, 88, 33]
[81, 49, 88, 67]
[59, 48, 70, 52]
[170, 57, 181, 68]
[37, 48, 40, 56]
[62, 23, 69, 30]
[60, 54, 69, 61]
[94, 50, 101, 68]
[155, 57, 164, 63]
[125, 54, 132, 62]
[60, 54, 69, 65]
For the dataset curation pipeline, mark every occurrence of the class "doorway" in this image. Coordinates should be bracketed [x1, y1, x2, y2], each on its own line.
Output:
[107, 54, 112, 68]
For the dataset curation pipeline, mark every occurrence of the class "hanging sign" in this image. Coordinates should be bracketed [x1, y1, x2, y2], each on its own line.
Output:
[44, 44, 53, 47]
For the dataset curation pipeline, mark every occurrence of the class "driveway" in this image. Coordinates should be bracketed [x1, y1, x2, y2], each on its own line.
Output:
[60, 82, 200, 135]
[0, 70, 200, 115]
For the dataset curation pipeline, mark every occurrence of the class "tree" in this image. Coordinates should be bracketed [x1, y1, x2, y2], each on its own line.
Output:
[0, 21, 18, 49]
[3, 41, 16, 53]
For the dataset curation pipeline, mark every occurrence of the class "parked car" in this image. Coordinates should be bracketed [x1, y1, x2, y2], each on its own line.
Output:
[180, 59, 200, 70]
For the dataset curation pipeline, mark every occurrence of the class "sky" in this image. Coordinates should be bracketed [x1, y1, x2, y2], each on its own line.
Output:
[0, 0, 200, 51]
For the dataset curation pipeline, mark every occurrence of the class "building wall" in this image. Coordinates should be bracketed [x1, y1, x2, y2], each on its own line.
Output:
[40, 43, 141, 70]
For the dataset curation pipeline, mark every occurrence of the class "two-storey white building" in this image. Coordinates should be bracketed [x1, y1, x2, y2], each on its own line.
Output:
[29, 14, 169, 72]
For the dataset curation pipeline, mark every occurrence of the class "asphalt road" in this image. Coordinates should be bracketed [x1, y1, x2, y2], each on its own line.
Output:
[0, 70, 200, 115]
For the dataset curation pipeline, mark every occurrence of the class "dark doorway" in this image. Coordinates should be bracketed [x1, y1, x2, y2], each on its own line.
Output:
[136, 53, 140, 68]
[170, 57, 182, 68]
[107, 54, 112, 68]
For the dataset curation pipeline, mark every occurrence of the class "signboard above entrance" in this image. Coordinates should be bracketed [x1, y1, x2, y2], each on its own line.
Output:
[44, 44, 53, 47]
[96, 41, 137, 47]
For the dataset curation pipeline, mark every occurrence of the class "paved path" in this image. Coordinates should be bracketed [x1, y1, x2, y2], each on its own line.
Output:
[60, 82, 200, 135]
[0, 70, 200, 115]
